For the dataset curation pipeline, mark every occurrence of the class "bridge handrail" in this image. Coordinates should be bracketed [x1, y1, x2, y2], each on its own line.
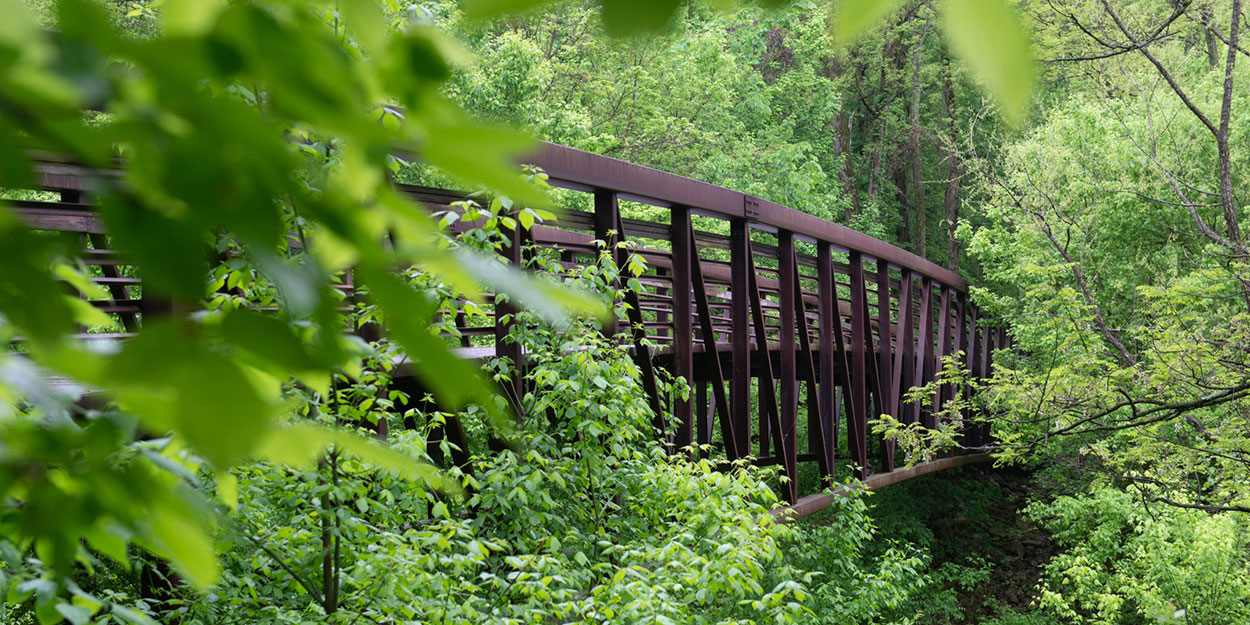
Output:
[526, 142, 968, 292]
[14, 144, 1005, 506]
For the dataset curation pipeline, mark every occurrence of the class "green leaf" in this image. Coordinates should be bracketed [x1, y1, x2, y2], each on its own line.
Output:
[216, 471, 239, 509]
[0, 116, 33, 188]
[84, 524, 131, 566]
[0, 0, 45, 53]
[421, 119, 545, 209]
[459, 0, 556, 21]
[941, 0, 1035, 124]
[144, 497, 219, 589]
[111, 605, 158, 625]
[64, 297, 114, 329]
[0, 211, 76, 342]
[162, 0, 226, 36]
[337, 0, 389, 51]
[600, 0, 683, 37]
[55, 603, 93, 625]
[54, 264, 109, 300]
[255, 421, 458, 493]
[98, 195, 208, 300]
[453, 250, 611, 327]
[220, 309, 320, 373]
[829, 0, 905, 45]
[103, 322, 278, 469]
[357, 264, 489, 410]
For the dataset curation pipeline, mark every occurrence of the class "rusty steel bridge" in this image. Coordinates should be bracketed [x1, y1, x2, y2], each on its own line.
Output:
[16, 143, 1007, 519]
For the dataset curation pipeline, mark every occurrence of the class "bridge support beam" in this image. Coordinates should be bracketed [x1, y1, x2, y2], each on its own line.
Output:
[874, 261, 895, 472]
[892, 269, 915, 429]
[746, 248, 781, 459]
[672, 205, 694, 451]
[848, 251, 869, 479]
[730, 219, 752, 460]
[770, 454, 995, 524]
[916, 278, 936, 429]
[777, 231, 798, 503]
[815, 243, 838, 484]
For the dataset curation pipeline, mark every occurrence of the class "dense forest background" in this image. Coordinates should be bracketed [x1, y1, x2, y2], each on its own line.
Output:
[432, 1, 1250, 622]
[4, 0, 1250, 624]
[437, 0, 994, 264]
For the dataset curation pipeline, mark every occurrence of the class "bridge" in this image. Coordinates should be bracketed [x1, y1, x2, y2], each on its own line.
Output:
[14, 142, 1007, 518]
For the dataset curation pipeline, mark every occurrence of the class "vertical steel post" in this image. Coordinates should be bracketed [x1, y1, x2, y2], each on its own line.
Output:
[848, 251, 869, 478]
[892, 270, 915, 424]
[593, 190, 620, 336]
[914, 278, 934, 428]
[777, 231, 798, 503]
[697, 382, 710, 448]
[746, 251, 781, 458]
[495, 216, 524, 413]
[949, 292, 966, 427]
[816, 242, 837, 482]
[730, 219, 752, 459]
[933, 285, 952, 427]
[690, 229, 736, 458]
[672, 205, 694, 451]
[874, 261, 895, 472]
[965, 305, 980, 446]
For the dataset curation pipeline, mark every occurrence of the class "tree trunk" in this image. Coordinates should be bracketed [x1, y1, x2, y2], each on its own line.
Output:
[909, 18, 933, 258]
[867, 112, 887, 200]
[1201, 6, 1220, 69]
[867, 33, 898, 200]
[942, 69, 962, 272]
[831, 54, 863, 222]
[1216, 0, 1244, 251]
[835, 109, 862, 221]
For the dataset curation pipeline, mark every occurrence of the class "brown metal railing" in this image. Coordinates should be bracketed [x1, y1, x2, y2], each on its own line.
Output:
[512, 143, 1005, 502]
[13, 143, 1008, 505]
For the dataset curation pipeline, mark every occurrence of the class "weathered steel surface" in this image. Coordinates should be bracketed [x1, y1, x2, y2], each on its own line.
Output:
[771, 453, 995, 524]
[17, 143, 1003, 502]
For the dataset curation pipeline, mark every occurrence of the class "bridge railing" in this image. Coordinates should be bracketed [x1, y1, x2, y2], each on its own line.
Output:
[494, 142, 1002, 502]
[13, 143, 1007, 504]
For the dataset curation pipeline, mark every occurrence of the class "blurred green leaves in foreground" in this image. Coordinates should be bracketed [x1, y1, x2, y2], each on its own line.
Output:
[0, 0, 1037, 606]
[0, 0, 607, 592]
[462, 0, 1036, 124]
[831, 0, 1035, 124]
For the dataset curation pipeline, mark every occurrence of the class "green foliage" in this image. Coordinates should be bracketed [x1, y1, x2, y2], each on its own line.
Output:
[939, 0, 1035, 124]
[1029, 486, 1250, 625]
[830, 0, 906, 45]
[872, 351, 989, 465]
[0, 0, 606, 616]
[776, 492, 928, 623]
[831, 0, 1035, 123]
